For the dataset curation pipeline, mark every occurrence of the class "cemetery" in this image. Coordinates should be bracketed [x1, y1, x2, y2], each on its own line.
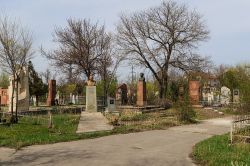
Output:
[0, 0, 249, 166]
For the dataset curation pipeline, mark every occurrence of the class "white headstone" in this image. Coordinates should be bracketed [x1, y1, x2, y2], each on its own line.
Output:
[72, 95, 76, 104]
[220, 86, 231, 105]
[76, 95, 79, 104]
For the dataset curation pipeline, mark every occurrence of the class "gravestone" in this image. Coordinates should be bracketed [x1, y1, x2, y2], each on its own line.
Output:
[0, 88, 8, 105]
[8, 66, 29, 112]
[220, 86, 231, 105]
[106, 97, 116, 112]
[85, 74, 97, 112]
[233, 89, 240, 103]
[47, 80, 56, 106]
[86, 86, 97, 112]
[76, 95, 79, 104]
[72, 95, 76, 104]
[189, 81, 200, 105]
[137, 73, 147, 106]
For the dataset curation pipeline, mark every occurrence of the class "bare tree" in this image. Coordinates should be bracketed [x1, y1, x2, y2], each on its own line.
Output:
[117, 1, 210, 99]
[97, 36, 124, 105]
[43, 18, 113, 80]
[0, 16, 33, 123]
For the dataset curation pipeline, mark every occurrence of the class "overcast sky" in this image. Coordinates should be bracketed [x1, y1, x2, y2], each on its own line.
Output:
[0, 0, 250, 79]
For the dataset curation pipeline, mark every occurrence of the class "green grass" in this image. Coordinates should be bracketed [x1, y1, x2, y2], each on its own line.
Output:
[0, 112, 180, 149]
[192, 134, 250, 166]
[0, 114, 83, 149]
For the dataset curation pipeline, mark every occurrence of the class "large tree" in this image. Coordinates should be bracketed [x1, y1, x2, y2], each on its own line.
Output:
[44, 18, 113, 80]
[44, 18, 122, 105]
[0, 16, 33, 123]
[117, 1, 210, 99]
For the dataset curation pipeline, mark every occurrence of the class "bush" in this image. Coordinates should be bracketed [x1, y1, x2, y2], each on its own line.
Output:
[175, 100, 196, 123]
[120, 111, 148, 121]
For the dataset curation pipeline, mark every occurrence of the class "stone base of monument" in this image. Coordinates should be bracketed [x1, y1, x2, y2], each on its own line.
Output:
[86, 86, 97, 112]
[76, 112, 113, 133]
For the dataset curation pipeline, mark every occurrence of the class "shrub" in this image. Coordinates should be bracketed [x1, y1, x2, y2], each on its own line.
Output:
[120, 110, 148, 121]
[175, 100, 196, 123]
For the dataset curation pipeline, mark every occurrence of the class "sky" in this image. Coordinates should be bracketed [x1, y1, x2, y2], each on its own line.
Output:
[0, 0, 250, 80]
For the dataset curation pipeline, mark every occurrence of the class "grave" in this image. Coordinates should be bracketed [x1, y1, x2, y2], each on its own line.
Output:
[105, 97, 116, 112]
[86, 86, 97, 112]
[77, 74, 113, 133]
[233, 89, 240, 103]
[8, 66, 29, 112]
[85, 74, 97, 112]
[0, 88, 8, 105]
[189, 81, 200, 105]
[47, 80, 56, 106]
[136, 73, 147, 106]
[220, 86, 231, 105]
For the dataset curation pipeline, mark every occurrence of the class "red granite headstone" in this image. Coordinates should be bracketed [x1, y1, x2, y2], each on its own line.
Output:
[189, 81, 200, 105]
[0, 88, 8, 105]
[136, 73, 147, 106]
[47, 80, 56, 106]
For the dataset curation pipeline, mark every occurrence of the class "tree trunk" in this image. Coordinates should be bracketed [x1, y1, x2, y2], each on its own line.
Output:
[159, 83, 164, 99]
[15, 78, 19, 123]
[36, 95, 39, 106]
[10, 78, 15, 123]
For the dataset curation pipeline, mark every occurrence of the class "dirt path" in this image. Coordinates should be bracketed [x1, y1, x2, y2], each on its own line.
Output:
[0, 117, 232, 166]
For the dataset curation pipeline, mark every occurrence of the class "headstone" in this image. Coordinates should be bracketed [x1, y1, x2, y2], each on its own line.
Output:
[207, 92, 214, 105]
[220, 86, 231, 105]
[72, 95, 76, 104]
[75, 95, 79, 104]
[189, 81, 200, 105]
[0, 88, 8, 105]
[47, 80, 56, 106]
[136, 73, 147, 106]
[32, 96, 37, 106]
[86, 86, 97, 112]
[106, 97, 116, 112]
[55, 92, 60, 105]
[8, 66, 29, 112]
[233, 89, 240, 103]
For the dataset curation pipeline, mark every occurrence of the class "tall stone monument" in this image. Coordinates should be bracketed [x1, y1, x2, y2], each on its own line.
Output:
[47, 80, 56, 106]
[86, 74, 97, 112]
[189, 80, 200, 105]
[8, 66, 29, 112]
[137, 73, 147, 106]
